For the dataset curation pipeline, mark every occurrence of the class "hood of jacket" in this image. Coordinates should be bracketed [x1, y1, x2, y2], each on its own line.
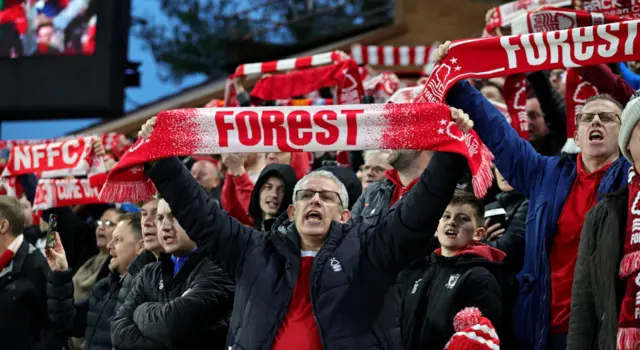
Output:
[249, 164, 297, 230]
[434, 243, 506, 264]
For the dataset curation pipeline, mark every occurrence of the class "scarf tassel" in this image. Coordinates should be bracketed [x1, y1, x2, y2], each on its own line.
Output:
[99, 178, 156, 204]
[620, 251, 640, 279]
[618, 327, 640, 350]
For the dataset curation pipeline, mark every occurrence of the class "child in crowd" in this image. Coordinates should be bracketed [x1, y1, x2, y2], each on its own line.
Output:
[398, 190, 504, 350]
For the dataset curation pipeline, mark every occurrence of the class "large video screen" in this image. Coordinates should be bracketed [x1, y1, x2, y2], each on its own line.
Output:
[0, 0, 96, 58]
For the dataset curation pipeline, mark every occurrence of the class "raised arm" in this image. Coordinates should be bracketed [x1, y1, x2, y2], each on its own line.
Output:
[363, 151, 466, 274]
[131, 261, 234, 349]
[146, 156, 263, 278]
[46, 270, 89, 338]
[446, 80, 547, 198]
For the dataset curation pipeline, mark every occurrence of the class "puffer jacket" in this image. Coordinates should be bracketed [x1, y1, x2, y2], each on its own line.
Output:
[0, 239, 52, 350]
[111, 251, 234, 350]
[116, 249, 157, 311]
[567, 187, 628, 350]
[146, 153, 466, 350]
[47, 270, 122, 350]
[351, 178, 394, 226]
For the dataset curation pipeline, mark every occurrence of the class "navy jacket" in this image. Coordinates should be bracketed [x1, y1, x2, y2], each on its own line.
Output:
[147, 153, 465, 350]
[446, 81, 630, 349]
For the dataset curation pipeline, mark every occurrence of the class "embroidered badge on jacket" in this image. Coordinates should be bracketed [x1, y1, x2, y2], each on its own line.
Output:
[445, 274, 460, 289]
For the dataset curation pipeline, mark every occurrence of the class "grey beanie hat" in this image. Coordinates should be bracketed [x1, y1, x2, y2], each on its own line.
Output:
[619, 91, 640, 163]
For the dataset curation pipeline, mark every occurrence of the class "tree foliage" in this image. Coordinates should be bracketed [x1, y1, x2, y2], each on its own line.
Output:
[137, 0, 393, 83]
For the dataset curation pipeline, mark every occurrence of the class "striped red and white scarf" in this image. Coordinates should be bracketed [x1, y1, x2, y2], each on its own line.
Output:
[0, 234, 24, 273]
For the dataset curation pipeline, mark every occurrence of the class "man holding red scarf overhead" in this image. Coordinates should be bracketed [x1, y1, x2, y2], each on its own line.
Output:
[437, 40, 631, 350]
[129, 105, 473, 350]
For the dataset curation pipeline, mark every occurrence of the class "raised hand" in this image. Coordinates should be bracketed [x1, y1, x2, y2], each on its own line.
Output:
[45, 232, 69, 271]
[449, 107, 474, 133]
[138, 117, 157, 140]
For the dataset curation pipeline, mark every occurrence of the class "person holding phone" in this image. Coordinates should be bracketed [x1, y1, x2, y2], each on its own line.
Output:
[483, 167, 528, 274]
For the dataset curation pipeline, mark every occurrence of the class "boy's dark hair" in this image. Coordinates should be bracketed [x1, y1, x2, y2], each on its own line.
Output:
[449, 190, 484, 227]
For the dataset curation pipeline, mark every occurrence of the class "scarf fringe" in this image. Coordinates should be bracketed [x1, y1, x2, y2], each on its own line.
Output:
[617, 327, 640, 350]
[99, 179, 156, 204]
[620, 251, 640, 278]
[472, 145, 495, 198]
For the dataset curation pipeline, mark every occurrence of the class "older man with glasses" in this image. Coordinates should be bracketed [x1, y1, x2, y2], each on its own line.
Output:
[136, 107, 472, 349]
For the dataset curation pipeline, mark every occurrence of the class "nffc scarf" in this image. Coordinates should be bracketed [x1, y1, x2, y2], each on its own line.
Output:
[0, 137, 105, 179]
[250, 60, 364, 105]
[0, 133, 121, 152]
[618, 167, 640, 349]
[580, 0, 640, 18]
[33, 177, 104, 210]
[503, 74, 530, 139]
[0, 234, 23, 273]
[484, 0, 572, 35]
[100, 103, 493, 202]
[511, 7, 627, 34]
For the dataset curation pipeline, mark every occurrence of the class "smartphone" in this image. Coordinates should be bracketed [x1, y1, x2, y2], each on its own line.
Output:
[484, 208, 507, 229]
[46, 215, 58, 249]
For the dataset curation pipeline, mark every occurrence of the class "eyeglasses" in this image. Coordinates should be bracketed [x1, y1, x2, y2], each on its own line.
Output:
[576, 112, 620, 125]
[362, 165, 389, 174]
[96, 220, 116, 228]
[295, 189, 342, 206]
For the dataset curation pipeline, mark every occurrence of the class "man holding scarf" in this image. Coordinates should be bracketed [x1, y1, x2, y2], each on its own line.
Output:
[131, 106, 473, 349]
[569, 91, 640, 349]
[437, 41, 631, 350]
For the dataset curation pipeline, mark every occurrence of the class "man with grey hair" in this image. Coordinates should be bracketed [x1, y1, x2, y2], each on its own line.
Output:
[352, 148, 433, 226]
[137, 107, 472, 349]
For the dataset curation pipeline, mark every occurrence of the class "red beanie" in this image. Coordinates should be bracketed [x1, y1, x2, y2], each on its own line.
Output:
[445, 307, 500, 350]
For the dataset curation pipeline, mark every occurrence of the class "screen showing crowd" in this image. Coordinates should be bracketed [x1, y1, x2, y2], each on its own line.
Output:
[0, 0, 97, 58]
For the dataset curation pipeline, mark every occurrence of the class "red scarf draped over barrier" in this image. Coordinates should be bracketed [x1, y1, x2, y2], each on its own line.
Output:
[99, 103, 493, 202]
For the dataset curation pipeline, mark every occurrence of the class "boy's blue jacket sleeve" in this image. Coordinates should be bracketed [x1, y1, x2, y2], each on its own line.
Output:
[445, 80, 550, 198]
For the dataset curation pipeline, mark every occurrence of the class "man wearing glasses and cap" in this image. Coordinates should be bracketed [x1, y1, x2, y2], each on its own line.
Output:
[137, 108, 472, 350]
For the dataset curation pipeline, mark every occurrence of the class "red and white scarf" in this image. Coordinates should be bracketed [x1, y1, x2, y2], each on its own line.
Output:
[0, 133, 121, 153]
[33, 178, 104, 210]
[580, 0, 640, 19]
[224, 52, 344, 107]
[618, 167, 640, 349]
[510, 7, 626, 34]
[99, 103, 494, 202]
[565, 67, 599, 142]
[0, 137, 105, 179]
[503, 74, 530, 139]
[0, 234, 23, 273]
[249, 59, 364, 105]
[363, 71, 401, 103]
[484, 0, 572, 35]
[415, 20, 640, 110]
